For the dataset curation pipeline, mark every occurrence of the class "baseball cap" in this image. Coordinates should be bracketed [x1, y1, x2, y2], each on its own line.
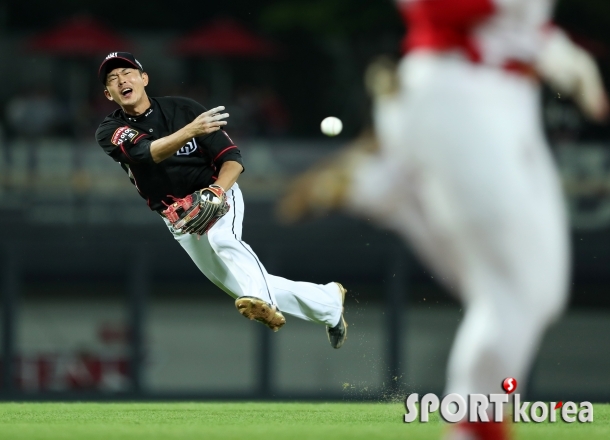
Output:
[98, 52, 144, 84]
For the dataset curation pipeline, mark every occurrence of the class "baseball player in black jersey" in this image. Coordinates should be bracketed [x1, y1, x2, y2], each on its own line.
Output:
[95, 52, 347, 346]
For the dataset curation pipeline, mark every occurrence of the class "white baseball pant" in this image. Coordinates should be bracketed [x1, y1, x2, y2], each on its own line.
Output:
[348, 52, 570, 397]
[164, 183, 343, 327]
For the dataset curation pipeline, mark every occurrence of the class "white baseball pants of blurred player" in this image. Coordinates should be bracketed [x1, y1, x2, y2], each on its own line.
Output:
[164, 183, 343, 327]
[348, 52, 569, 397]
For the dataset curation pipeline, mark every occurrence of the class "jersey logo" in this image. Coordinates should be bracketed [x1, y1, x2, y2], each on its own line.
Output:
[176, 139, 198, 156]
[111, 126, 139, 146]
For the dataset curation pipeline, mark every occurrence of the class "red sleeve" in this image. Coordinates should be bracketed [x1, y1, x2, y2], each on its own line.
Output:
[400, 0, 496, 58]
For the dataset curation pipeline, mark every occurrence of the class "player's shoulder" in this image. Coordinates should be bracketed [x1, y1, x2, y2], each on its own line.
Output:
[95, 110, 125, 139]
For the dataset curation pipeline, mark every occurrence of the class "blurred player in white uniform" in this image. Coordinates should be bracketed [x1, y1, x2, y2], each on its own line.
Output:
[279, 0, 607, 438]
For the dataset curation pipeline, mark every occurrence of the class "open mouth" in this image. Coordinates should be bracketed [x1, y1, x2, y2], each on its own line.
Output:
[121, 88, 133, 98]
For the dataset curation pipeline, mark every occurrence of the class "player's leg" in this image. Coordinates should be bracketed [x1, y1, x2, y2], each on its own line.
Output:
[265, 276, 343, 326]
[346, 155, 463, 292]
[444, 138, 569, 399]
[168, 212, 269, 302]
[169, 184, 344, 331]
[222, 184, 344, 328]
[442, 203, 567, 440]
[167, 194, 285, 331]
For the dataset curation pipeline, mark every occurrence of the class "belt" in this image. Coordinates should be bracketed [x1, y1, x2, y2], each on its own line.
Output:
[502, 60, 539, 80]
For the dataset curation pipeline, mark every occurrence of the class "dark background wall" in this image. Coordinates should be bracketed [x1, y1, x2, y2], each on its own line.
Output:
[1, 0, 610, 400]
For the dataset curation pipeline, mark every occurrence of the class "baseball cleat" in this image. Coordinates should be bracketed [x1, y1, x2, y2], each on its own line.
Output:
[235, 296, 286, 332]
[444, 420, 511, 440]
[327, 282, 348, 349]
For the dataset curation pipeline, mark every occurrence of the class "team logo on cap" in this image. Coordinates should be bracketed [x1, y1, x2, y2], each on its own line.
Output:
[104, 52, 142, 69]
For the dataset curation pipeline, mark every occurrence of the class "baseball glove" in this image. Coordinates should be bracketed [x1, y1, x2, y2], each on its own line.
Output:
[162, 185, 230, 235]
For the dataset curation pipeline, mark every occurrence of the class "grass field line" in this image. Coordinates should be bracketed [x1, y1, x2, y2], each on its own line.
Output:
[0, 402, 608, 440]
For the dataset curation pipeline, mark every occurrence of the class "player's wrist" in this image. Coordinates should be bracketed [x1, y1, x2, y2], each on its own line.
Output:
[209, 183, 226, 193]
[182, 124, 198, 139]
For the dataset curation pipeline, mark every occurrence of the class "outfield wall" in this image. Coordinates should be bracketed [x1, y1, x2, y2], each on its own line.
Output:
[8, 296, 610, 401]
[2, 139, 610, 401]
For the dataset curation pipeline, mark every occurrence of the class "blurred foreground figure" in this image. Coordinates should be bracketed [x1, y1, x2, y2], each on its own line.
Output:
[279, 0, 607, 437]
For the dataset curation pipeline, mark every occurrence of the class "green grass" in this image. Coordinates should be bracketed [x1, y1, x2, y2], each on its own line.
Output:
[0, 402, 608, 440]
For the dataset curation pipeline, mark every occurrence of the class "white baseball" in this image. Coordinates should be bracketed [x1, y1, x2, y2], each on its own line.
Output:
[320, 116, 343, 137]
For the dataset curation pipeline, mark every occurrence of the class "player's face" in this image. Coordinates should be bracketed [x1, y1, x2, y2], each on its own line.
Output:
[104, 67, 149, 108]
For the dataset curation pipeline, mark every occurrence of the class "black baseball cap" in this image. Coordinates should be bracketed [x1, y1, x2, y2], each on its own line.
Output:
[98, 52, 143, 85]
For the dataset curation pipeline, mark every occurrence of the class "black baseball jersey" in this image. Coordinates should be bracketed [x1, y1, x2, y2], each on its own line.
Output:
[95, 96, 243, 211]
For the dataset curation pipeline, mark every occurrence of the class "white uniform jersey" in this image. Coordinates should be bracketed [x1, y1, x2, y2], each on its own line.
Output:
[344, 0, 571, 404]
[398, 0, 556, 67]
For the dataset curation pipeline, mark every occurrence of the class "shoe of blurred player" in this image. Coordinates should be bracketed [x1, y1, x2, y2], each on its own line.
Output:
[443, 420, 511, 440]
[235, 297, 286, 332]
[327, 282, 348, 349]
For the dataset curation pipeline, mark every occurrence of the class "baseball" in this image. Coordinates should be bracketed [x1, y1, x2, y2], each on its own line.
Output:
[320, 116, 343, 137]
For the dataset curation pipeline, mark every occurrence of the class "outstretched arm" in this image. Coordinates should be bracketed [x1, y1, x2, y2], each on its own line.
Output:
[150, 106, 229, 163]
[536, 28, 609, 122]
